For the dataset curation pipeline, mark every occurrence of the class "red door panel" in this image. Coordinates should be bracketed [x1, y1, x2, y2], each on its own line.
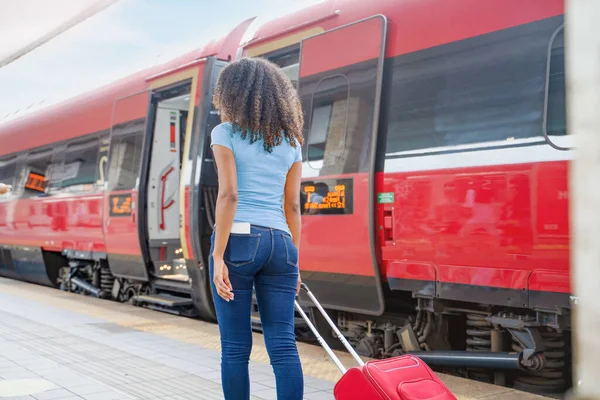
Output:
[297, 15, 387, 315]
[103, 91, 150, 281]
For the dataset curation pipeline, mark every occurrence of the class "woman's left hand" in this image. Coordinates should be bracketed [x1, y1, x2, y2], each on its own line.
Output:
[213, 256, 234, 302]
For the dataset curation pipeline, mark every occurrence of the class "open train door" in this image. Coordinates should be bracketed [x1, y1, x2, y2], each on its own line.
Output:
[297, 15, 387, 315]
[103, 91, 151, 282]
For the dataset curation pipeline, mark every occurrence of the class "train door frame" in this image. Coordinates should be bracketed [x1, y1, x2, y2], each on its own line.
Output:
[144, 81, 192, 281]
[144, 57, 225, 321]
[146, 65, 203, 266]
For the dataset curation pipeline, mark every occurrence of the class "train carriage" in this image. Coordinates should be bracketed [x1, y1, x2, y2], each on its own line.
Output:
[0, 0, 572, 395]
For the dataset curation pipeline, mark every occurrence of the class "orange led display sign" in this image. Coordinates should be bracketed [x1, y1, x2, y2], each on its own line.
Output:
[302, 178, 353, 215]
[25, 172, 46, 192]
[109, 194, 133, 216]
[304, 184, 346, 210]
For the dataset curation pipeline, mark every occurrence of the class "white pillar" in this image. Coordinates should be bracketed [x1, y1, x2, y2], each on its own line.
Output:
[567, 0, 600, 397]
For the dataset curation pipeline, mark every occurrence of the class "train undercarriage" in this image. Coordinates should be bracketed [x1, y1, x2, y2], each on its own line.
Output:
[311, 300, 571, 396]
[52, 249, 572, 398]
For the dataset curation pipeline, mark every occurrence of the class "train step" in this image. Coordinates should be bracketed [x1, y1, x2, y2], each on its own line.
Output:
[251, 314, 312, 338]
[133, 293, 195, 317]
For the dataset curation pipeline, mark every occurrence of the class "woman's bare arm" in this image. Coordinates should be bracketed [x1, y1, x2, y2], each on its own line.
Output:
[212, 145, 238, 260]
[284, 162, 302, 249]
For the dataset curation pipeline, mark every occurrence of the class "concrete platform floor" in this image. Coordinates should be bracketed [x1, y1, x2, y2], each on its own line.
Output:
[0, 277, 548, 399]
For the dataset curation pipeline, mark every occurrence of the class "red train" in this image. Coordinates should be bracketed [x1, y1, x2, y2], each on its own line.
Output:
[0, 0, 571, 394]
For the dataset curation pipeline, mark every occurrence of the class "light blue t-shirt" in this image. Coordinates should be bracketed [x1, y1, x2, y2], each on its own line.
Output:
[210, 122, 302, 234]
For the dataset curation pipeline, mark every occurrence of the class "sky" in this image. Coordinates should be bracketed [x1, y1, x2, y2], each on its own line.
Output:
[0, 0, 322, 122]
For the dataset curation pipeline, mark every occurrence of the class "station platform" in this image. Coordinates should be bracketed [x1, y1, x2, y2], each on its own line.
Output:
[0, 277, 548, 400]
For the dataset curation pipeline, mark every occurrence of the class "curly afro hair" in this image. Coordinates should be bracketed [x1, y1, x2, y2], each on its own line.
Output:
[212, 57, 304, 152]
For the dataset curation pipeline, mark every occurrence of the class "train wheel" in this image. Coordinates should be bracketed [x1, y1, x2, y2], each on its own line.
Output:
[512, 328, 570, 395]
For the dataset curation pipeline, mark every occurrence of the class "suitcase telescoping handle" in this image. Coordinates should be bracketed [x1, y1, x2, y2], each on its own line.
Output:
[294, 283, 365, 374]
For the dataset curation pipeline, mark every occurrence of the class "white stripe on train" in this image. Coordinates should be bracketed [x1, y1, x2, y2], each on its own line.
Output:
[301, 135, 574, 177]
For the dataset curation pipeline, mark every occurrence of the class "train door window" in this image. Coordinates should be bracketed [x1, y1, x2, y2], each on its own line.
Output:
[56, 138, 100, 193]
[20, 149, 57, 198]
[44, 148, 65, 194]
[0, 157, 17, 198]
[107, 120, 145, 191]
[265, 46, 300, 88]
[546, 28, 566, 137]
[301, 67, 375, 176]
[96, 136, 109, 186]
[306, 75, 349, 169]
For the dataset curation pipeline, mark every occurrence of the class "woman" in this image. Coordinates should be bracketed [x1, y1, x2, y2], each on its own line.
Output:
[209, 57, 304, 400]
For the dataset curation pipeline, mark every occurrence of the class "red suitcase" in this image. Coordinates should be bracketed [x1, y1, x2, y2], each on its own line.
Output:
[295, 284, 457, 400]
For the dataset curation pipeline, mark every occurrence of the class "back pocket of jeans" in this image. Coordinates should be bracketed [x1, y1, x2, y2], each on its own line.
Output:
[282, 233, 298, 267]
[224, 233, 261, 267]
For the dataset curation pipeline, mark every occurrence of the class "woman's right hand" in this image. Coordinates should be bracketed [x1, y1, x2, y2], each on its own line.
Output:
[213, 256, 234, 302]
[296, 270, 302, 295]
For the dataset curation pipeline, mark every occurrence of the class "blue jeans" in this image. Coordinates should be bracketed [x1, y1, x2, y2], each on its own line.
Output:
[210, 225, 304, 400]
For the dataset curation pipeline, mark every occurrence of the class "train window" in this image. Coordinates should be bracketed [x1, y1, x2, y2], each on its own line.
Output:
[53, 138, 100, 192]
[265, 47, 300, 87]
[107, 122, 144, 191]
[305, 75, 349, 169]
[384, 18, 566, 156]
[281, 64, 299, 88]
[546, 30, 566, 136]
[19, 150, 56, 198]
[0, 157, 17, 197]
